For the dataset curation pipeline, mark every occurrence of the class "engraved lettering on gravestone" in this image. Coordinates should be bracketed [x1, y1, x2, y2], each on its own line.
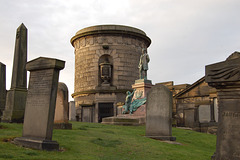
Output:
[222, 125, 240, 137]
[222, 112, 240, 118]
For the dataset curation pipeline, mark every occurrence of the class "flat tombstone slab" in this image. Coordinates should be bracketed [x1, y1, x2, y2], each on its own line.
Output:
[146, 84, 176, 141]
[14, 57, 65, 151]
[198, 105, 211, 123]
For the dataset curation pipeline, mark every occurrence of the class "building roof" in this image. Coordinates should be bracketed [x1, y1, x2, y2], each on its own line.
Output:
[174, 76, 205, 98]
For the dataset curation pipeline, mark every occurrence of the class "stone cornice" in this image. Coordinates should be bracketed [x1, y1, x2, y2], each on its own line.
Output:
[71, 89, 132, 98]
[70, 25, 151, 47]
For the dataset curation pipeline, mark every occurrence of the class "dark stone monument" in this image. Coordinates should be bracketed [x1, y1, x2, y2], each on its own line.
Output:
[206, 51, 240, 160]
[0, 63, 6, 120]
[2, 23, 27, 123]
[54, 82, 72, 129]
[146, 84, 176, 141]
[14, 57, 65, 151]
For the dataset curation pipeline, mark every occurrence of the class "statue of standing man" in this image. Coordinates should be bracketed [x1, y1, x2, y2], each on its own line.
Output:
[138, 48, 150, 79]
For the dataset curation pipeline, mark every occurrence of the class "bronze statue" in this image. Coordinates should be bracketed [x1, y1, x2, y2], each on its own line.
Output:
[122, 89, 135, 114]
[138, 48, 150, 79]
[122, 89, 147, 114]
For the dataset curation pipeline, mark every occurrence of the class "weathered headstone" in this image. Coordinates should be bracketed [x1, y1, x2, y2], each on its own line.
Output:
[183, 109, 195, 128]
[0, 63, 6, 119]
[146, 84, 176, 141]
[206, 51, 240, 160]
[69, 101, 76, 121]
[14, 57, 65, 150]
[54, 82, 72, 129]
[198, 105, 211, 123]
[2, 23, 27, 122]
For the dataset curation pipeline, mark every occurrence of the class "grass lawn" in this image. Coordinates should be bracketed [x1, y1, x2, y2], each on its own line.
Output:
[0, 122, 216, 160]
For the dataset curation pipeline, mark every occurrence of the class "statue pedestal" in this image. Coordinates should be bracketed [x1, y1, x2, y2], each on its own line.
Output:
[102, 79, 153, 125]
[131, 79, 153, 117]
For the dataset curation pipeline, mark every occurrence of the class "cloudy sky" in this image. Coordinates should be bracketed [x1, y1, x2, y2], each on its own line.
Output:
[0, 0, 240, 100]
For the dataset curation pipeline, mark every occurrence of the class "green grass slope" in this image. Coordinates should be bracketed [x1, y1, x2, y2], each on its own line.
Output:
[0, 122, 216, 160]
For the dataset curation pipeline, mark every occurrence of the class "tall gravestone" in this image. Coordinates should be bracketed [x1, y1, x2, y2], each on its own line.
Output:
[146, 84, 176, 141]
[0, 63, 6, 120]
[206, 52, 240, 160]
[2, 23, 27, 123]
[54, 82, 72, 129]
[14, 57, 65, 150]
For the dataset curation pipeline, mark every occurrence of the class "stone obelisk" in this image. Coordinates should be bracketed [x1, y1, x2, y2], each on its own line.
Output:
[2, 23, 27, 123]
[0, 62, 6, 120]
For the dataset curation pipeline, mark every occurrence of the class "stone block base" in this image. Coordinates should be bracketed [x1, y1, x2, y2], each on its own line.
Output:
[14, 137, 59, 151]
[1, 89, 27, 123]
[1, 110, 25, 123]
[146, 136, 176, 141]
[102, 116, 145, 126]
[53, 123, 72, 129]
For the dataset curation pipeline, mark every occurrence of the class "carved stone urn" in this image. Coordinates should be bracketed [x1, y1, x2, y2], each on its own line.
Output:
[99, 59, 112, 85]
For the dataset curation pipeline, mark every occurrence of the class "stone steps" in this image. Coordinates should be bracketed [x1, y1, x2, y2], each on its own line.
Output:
[101, 116, 145, 126]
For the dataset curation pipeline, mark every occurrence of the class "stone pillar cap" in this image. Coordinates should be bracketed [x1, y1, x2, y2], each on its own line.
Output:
[0, 62, 6, 66]
[26, 57, 65, 71]
[70, 24, 151, 47]
[205, 51, 240, 87]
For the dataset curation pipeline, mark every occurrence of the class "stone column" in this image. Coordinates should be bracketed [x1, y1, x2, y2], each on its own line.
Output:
[146, 84, 176, 141]
[209, 99, 215, 122]
[2, 24, 27, 123]
[0, 62, 6, 119]
[14, 57, 65, 151]
[205, 51, 240, 160]
[95, 103, 99, 123]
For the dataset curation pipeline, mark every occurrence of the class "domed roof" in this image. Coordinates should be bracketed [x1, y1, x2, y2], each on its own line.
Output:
[70, 24, 151, 47]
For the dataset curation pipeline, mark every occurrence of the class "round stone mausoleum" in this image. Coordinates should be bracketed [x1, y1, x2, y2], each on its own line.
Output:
[71, 25, 151, 122]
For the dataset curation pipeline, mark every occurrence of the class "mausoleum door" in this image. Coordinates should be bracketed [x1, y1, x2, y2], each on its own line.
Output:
[81, 106, 94, 122]
[183, 109, 195, 128]
[98, 103, 114, 122]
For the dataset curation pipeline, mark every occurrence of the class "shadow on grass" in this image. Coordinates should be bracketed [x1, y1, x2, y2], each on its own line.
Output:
[77, 126, 88, 130]
[102, 130, 115, 134]
[0, 154, 14, 159]
[0, 125, 7, 129]
[23, 150, 39, 156]
[91, 138, 122, 147]
[1, 137, 15, 142]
